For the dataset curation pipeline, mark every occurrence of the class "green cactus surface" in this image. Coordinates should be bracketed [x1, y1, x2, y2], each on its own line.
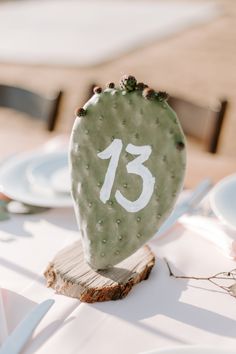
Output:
[70, 76, 186, 270]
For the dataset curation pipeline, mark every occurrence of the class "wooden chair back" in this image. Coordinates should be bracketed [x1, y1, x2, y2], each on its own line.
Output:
[168, 96, 228, 153]
[0, 84, 63, 131]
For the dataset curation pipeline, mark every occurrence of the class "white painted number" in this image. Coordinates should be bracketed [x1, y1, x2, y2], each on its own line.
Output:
[97, 139, 155, 213]
[97, 139, 123, 204]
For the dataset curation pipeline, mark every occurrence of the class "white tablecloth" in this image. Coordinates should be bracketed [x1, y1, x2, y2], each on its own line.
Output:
[1, 206, 236, 354]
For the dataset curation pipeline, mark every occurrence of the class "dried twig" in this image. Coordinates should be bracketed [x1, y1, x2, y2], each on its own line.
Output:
[164, 258, 236, 298]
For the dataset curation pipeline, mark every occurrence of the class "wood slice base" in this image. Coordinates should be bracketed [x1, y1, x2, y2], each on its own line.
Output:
[44, 240, 155, 303]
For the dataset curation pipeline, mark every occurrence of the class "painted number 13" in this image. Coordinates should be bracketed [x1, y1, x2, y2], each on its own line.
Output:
[97, 139, 155, 213]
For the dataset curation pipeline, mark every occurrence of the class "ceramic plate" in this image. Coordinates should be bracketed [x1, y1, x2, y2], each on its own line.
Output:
[210, 174, 236, 231]
[26, 152, 70, 195]
[140, 346, 235, 354]
[0, 150, 73, 208]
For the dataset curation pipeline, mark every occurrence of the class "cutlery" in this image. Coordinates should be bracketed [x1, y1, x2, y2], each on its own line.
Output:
[0, 299, 54, 354]
[157, 178, 213, 236]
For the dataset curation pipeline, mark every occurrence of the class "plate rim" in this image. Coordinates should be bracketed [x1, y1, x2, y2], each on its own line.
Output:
[26, 151, 70, 195]
[0, 149, 73, 208]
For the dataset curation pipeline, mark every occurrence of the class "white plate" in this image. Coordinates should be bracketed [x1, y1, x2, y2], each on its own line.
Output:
[210, 173, 236, 231]
[0, 150, 73, 208]
[140, 346, 235, 354]
[26, 153, 70, 195]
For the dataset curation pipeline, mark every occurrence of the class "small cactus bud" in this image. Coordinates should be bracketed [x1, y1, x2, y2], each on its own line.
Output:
[136, 82, 148, 91]
[75, 107, 86, 117]
[106, 82, 115, 89]
[143, 87, 155, 99]
[176, 141, 185, 150]
[93, 86, 102, 94]
[120, 75, 137, 92]
[156, 91, 169, 102]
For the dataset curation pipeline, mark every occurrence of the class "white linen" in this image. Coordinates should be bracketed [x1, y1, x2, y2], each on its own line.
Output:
[0, 1, 220, 66]
[180, 215, 236, 259]
[0, 289, 8, 343]
[1, 205, 236, 354]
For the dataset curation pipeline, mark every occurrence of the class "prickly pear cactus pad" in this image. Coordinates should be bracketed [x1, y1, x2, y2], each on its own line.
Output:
[70, 75, 186, 270]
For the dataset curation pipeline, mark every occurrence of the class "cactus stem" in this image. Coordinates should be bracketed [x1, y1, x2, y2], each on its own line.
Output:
[70, 74, 186, 269]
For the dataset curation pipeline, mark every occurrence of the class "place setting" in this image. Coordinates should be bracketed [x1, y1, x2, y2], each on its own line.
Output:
[1, 75, 236, 354]
[0, 146, 73, 220]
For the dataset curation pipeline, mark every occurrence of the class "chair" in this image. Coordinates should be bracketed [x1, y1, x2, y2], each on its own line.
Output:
[168, 96, 228, 153]
[0, 84, 63, 131]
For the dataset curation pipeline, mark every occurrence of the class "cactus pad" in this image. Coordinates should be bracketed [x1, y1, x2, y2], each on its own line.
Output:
[70, 76, 186, 270]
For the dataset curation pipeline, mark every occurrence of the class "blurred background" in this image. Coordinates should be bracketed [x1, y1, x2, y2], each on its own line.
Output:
[0, 0, 235, 157]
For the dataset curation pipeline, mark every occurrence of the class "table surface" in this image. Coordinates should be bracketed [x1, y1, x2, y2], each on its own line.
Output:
[1, 196, 236, 354]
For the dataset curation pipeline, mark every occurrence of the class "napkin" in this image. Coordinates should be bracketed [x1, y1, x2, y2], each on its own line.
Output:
[0, 288, 8, 344]
[0, 286, 79, 352]
[180, 215, 236, 259]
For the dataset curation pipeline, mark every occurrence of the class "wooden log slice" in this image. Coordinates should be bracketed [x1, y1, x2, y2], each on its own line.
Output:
[44, 240, 155, 303]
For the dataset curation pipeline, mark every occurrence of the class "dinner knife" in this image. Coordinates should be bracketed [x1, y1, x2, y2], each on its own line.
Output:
[0, 299, 54, 354]
[157, 178, 213, 237]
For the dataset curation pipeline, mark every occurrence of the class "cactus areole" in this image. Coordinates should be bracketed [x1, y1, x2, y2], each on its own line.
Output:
[70, 75, 186, 270]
